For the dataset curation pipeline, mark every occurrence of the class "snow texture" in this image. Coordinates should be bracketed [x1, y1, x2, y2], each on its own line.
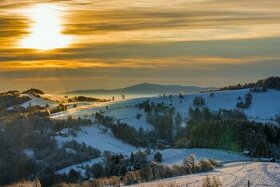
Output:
[132, 162, 280, 187]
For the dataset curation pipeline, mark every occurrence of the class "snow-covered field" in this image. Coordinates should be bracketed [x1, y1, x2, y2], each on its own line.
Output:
[56, 157, 104, 175]
[55, 124, 249, 165]
[55, 125, 250, 174]
[21, 94, 57, 108]
[157, 149, 249, 165]
[51, 89, 280, 130]
[37, 89, 280, 176]
[56, 126, 136, 154]
[133, 162, 280, 187]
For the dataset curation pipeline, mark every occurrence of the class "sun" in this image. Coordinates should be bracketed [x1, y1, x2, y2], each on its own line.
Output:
[19, 4, 72, 50]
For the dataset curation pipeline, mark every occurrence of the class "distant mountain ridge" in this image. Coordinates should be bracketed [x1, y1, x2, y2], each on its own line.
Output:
[65, 83, 217, 95]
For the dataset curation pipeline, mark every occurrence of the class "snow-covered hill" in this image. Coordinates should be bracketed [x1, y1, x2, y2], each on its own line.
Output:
[51, 89, 280, 128]
[49, 89, 280, 174]
[56, 126, 136, 154]
[132, 162, 280, 187]
[55, 124, 249, 175]
[20, 94, 57, 108]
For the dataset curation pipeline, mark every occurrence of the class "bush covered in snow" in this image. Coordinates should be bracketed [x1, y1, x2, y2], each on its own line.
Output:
[139, 100, 182, 142]
[193, 96, 206, 107]
[154, 152, 163, 162]
[236, 92, 253, 109]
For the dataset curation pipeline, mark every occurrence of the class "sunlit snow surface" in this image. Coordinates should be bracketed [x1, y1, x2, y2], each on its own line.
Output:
[132, 162, 280, 187]
[51, 89, 280, 175]
[51, 89, 280, 128]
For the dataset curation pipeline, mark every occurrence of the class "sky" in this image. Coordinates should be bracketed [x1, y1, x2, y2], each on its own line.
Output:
[0, 0, 280, 92]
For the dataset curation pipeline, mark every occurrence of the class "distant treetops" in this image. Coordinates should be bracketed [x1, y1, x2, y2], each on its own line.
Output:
[220, 76, 280, 91]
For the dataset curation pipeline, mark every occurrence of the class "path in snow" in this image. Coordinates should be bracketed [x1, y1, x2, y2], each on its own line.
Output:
[133, 162, 280, 187]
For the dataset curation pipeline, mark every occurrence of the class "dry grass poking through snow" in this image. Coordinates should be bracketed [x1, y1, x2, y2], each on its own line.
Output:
[137, 177, 222, 187]
[201, 176, 222, 187]
[6, 180, 41, 187]
[138, 181, 179, 187]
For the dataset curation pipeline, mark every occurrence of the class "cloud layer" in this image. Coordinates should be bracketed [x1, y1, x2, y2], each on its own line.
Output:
[0, 0, 280, 92]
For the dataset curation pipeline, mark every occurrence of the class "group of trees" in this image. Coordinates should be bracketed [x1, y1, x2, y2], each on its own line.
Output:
[0, 91, 31, 110]
[112, 123, 153, 147]
[0, 132, 37, 185]
[96, 101, 184, 149]
[189, 107, 247, 122]
[51, 116, 91, 132]
[257, 76, 280, 90]
[193, 96, 206, 107]
[177, 105, 280, 157]
[250, 85, 267, 93]
[0, 105, 50, 122]
[122, 154, 218, 185]
[68, 96, 107, 103]
[0, 106, 99, 186]
[62, 140, 101, 158]
[49, 103, 68, 114]
[0, 119, 103, 186]
[55, 151, 148, 185]
[236, 93, 253, 109]
[176, 120, 280, 157]
[22, 88, 45, 97]
[95, 112, 155, 147]
[220, 76, 280, 91]
[275, 113, 280, 125]
[138, 100, 183, 142]
[55, 153, 218, 186]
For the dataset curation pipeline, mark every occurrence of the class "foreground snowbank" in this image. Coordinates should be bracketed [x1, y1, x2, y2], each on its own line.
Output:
[132, 162, 280, 187]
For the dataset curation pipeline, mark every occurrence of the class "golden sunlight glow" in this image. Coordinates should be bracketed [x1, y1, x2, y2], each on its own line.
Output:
[20, 4, 71, 50]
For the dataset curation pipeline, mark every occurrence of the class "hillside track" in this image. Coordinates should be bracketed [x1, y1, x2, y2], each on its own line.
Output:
[132, 162, 280, 187]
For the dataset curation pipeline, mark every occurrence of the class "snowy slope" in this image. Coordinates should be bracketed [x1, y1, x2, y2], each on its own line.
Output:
[51, 89, 279, 176]
[157, 149, 249, 165]
[55, 125, 249, 172]
[55, 125, 136, 154]
[132, 162, 280, 187]
[51, 89, 280, 130]
[56, 157, 104, 175]
[105, 106, 152, 130]
[21, 94, 56, 108]
[51, 98, 153, 130]
[55, 126, 249, 174]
